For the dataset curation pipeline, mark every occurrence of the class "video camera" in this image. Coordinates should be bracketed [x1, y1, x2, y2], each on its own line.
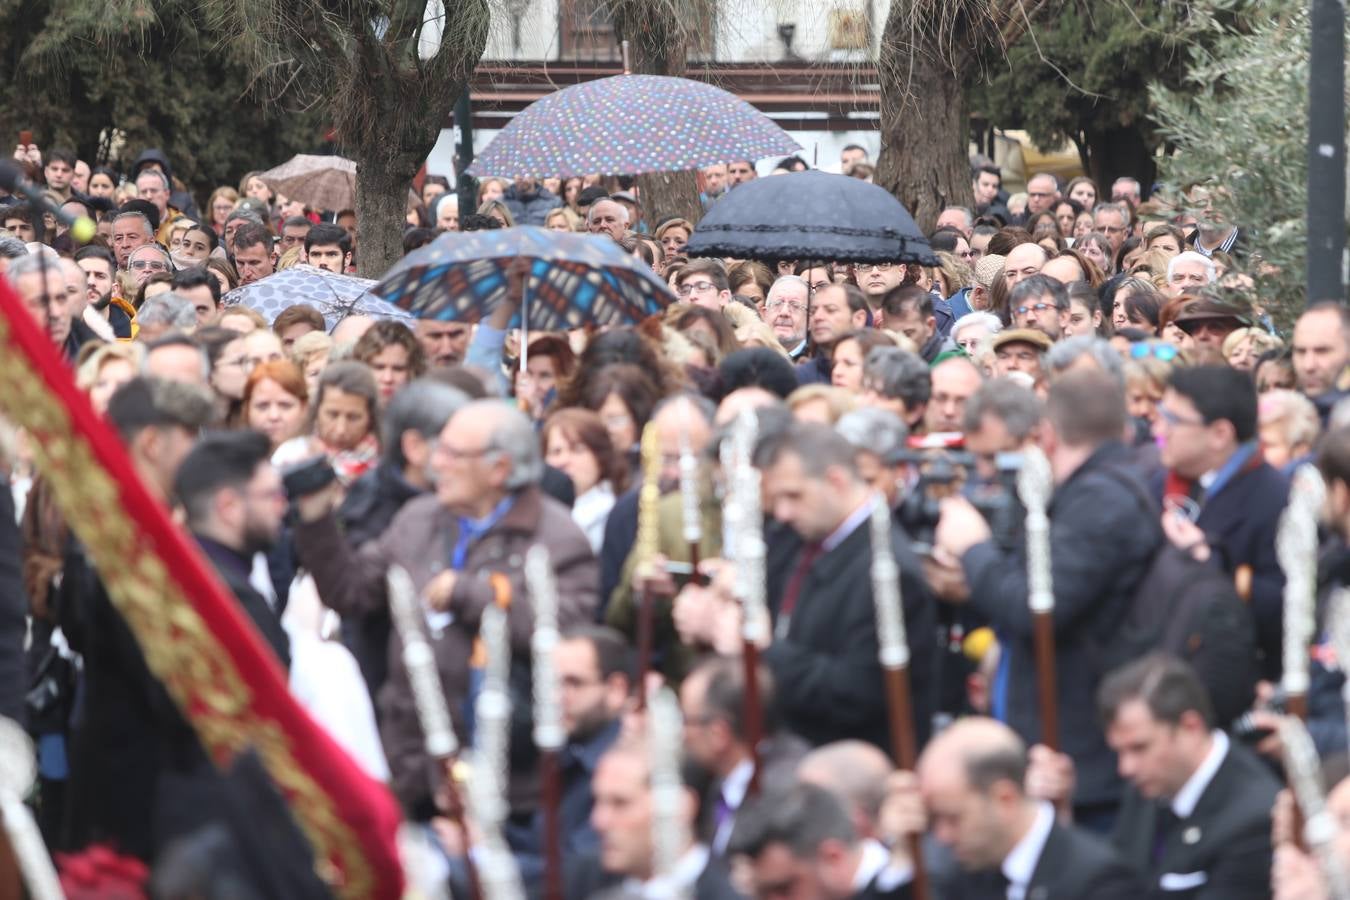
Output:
[887, 433, 1025, 556]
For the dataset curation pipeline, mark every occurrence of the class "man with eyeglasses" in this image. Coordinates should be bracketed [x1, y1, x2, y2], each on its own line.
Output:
[1092, 202, 1131, 254]
[292, 399, 598, 815]
[673, 259, 732, 311]
[1152, 365, 1287, 680]
[126, 243, 174, 287]
[856, 259, 907, 315]
[1025, 173, 1060, 217]
[765, 275, 809, 358]
[1008, 274, 1070, 341]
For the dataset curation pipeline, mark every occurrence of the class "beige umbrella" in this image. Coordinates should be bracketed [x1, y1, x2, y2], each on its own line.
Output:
[259, 154, 356, 212]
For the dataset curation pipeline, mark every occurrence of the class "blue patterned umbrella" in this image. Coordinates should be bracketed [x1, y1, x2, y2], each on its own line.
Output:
[467, 74, 799, 178]
[371, 227, 674, 334]
[221, 265, 413, 332]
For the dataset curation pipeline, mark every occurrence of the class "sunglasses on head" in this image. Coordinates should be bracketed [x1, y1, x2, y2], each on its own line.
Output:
[1130, 343, 1178, 362]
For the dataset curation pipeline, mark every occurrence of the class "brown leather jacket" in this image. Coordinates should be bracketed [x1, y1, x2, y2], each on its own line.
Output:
[294, 485, 598, 815]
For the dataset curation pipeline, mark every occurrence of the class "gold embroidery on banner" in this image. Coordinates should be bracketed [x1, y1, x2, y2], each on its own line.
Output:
[0, 314, 375, 897]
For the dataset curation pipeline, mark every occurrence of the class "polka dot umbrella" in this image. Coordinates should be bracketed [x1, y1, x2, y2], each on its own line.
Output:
[467, 73, 800, 178]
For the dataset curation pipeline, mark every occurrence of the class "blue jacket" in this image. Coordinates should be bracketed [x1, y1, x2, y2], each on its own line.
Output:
[503, 185, 562, 226]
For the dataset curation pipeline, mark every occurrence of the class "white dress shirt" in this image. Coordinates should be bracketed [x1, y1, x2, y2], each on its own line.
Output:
[1001, 801, 1056, 900]
[1171, 730, 1230, 819]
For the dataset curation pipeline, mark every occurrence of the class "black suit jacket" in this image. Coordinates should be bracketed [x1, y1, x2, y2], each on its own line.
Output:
[564, 849, 744, 900]
[0, 483, 26, 723]
[925, 820, 1140, 900]
[764, 515, 937, 755]
[1112, 740, 1279, 900]
[962, 442, 1160, 807]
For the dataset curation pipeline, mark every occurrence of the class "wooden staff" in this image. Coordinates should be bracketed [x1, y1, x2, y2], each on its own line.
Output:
[0, 718, 65, 900]
[1017, 447, 1059, 751]
[1279, 717, 1350, 900]
[1277, 465, 1325, 722]
[634, 421, 662, 711]
[387, 566, 481, 900]
[678, 421, 705, 587]
[729, 410, 768, 797]
[470, 604, 526, 900]
[868, 495, 929, 900]
[525, 545, 565, 900]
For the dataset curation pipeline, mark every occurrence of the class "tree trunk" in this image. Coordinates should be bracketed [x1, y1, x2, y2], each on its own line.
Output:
[875, 49, 973, 233]
[353, 147, 421, 278]
[612, 0, 704, 227]
[1085, 125, 1157, 201]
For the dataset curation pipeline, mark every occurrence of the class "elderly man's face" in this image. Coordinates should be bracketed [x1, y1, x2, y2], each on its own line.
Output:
[936, 209, 971, 237]
[765, 282, 809, 346]
[136, 172, 170, 216]
[1168, 260, 1212, 296]
[702, 164, 727, 195]
[431, 409, 511, 516]
[14, 269, 65, 341]
[1026, 176, 1058, 215]
[112, 217, 152, 268]
[1003, 243, 1045, 289]
[587, 200, 626, 241]
[128, 246, 171, 286]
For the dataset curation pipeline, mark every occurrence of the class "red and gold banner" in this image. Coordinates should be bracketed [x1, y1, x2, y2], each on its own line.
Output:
[0, 276, 404, 898]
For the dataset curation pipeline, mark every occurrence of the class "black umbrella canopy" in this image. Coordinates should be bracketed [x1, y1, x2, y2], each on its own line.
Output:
[685, 170, 939, 266]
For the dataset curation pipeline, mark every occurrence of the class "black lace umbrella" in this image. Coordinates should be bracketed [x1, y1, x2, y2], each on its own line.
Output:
[685, 170, 938, 265]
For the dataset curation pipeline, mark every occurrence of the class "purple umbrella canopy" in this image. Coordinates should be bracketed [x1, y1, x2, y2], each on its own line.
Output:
[468, 74, 800, 179]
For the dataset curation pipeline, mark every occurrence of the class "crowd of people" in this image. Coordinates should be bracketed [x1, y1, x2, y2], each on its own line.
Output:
[1, 135, 1349, 900]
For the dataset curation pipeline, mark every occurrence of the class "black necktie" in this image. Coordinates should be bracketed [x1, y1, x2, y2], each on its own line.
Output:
[1152, 804, 1178, 864]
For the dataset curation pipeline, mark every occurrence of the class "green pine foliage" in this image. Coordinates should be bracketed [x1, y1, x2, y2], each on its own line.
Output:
[0, 0, 323, 204]
[1150, 0, 1342, 327]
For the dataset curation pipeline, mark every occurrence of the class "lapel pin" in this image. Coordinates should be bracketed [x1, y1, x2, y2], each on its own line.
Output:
[1182, 826, 1202, 845]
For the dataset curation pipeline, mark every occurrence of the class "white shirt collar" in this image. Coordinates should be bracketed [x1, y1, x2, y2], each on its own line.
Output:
[823, 495, 876, 553]
[624, 845, 710, 898]
[1001, 802, 1055, 893]
[852, 839, 891, 891]
[1171, 730, 1229, 819]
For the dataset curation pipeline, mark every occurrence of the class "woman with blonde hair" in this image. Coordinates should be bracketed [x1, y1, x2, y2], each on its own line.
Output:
[1258, 390, 1319, 472]
[1122, 341, 1181, 425]
[76, 343, 144, 416]
[933, 251, 973, 299]
[291, 331, 334, 398]
[1222, 327, 1283, 372]
[543, 207, 580, 232]
[787, 384, 858, 424]
[478, 198, 516, 228]
[654, 218, 694, 259]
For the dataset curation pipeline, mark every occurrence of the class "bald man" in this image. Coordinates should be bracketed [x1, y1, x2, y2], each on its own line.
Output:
[883, 717, 1140, 899]
[798, 740, 894, 842]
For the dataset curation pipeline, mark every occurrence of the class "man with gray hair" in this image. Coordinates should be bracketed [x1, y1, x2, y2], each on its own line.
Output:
[861, 346, 931, 430]
[586, 198, 628, 243]
[223, 207, 265, 256]
[836, 407, 909, 510]
[1111, 176, 1142, 206]
[111, 210, 155, 268]
[1045, 334, 1125, 386]
[1093, 201, 1132, 253]
[336, 379, 469, 697]
[0, 234, 27, 275]
[6, 252, 70, 346]
[293, 399, 599, 813]
[136, 292, 199, 342]
[1009, 274, 1070, 341]
[765, 274, 809, 357]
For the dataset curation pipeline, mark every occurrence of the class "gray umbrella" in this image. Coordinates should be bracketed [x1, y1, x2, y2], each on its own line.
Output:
[221, 265, 413, 331]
